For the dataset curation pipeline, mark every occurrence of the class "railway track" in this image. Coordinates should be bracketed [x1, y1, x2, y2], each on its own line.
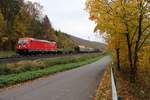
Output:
[0, 53, 90, 64]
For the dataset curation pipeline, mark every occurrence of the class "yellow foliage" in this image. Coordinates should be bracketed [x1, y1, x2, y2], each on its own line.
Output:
[139, 44, 150, 69]
[86, 0, 150, 70]
[13, 9, 32, 37]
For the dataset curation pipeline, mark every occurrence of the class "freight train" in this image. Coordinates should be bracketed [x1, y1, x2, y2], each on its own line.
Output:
[16, 37, 100, 55]
[74, 45, 100, 53]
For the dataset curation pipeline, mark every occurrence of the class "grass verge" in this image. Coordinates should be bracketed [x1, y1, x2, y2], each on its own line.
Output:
[0, 53, 105, 88]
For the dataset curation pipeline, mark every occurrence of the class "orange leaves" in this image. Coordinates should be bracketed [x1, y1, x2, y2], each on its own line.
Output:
[89, 15, 96, 20]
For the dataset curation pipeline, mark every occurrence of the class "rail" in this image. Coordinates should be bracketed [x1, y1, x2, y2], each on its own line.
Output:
[111, 63, 118, 100]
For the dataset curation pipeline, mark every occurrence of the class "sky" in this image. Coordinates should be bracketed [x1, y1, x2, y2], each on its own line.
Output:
[26, 0, 104, 43]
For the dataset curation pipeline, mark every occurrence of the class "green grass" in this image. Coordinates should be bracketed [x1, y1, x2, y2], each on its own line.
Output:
[0, 53, 105, 75]
[0, 51, 16, 58]
[0, 53, 107, 88]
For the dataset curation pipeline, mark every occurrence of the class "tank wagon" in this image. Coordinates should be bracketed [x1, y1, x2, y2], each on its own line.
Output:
[74, 45, 100, 53]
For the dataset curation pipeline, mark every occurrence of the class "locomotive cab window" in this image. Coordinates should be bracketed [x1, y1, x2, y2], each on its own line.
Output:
[18, 40, 29, 44]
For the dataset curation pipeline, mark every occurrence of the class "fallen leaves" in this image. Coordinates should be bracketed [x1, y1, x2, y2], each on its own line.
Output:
[94, 66, 112, 100]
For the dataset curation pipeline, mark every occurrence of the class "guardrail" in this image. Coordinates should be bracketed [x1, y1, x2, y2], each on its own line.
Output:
[111, 66, 118, 100]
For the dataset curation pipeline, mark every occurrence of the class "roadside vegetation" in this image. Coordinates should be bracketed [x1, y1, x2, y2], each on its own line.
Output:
[86, 0, 150, 99]
[95, 64, 150, 100]
[114, 64, 150, 99]
[0, 53, 105, 88]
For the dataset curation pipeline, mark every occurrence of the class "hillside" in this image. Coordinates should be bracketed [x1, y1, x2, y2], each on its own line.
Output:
[63, 33, 106, 50]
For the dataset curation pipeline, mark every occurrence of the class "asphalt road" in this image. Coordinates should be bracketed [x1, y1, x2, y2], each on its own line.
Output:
[0, 55, 111, 100]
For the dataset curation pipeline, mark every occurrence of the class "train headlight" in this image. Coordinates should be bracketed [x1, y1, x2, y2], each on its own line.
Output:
[18, 45, 27, 48]
[19, 45, 21, 48]
[23, 45, 27, 48]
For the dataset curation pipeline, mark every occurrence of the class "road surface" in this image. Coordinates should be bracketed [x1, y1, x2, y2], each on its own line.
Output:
[0, 56, 111, 100]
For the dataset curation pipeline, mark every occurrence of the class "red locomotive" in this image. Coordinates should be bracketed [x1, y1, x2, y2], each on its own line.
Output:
[16, 37, 101, 55]
[16, 38, 58, 55]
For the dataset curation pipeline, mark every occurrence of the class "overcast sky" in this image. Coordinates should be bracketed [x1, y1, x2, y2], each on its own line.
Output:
[27, 0, 104, 42]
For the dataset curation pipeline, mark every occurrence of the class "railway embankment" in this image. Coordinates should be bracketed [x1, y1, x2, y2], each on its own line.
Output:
[0, 53, 106, 88]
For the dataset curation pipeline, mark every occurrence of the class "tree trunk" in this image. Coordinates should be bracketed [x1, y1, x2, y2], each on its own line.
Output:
[133, 11, 143, 80]
[125, 33, 134, 80]
[116, 48, 121, 70]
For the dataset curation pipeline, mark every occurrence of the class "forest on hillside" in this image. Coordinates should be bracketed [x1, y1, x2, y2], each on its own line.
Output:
[0, 0, 76, 51]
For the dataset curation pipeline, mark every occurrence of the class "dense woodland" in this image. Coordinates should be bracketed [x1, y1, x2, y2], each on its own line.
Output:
[86, 0, 150, 80]
[0, 0, 76, 51]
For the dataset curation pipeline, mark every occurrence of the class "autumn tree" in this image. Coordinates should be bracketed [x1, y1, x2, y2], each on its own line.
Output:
[24, 1, 43, 20]
[0, 0, 22, 33]
[41, 15, 57, 41]
[0, 12, 6, 50]
[86, 0, 150, 79]
[0, 0, 23, 50]
[13, 8, 32, 38]
[0, 12, 5, 33]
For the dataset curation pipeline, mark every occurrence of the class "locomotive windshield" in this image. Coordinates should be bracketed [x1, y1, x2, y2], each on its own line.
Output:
[18, 39, 29, 44]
